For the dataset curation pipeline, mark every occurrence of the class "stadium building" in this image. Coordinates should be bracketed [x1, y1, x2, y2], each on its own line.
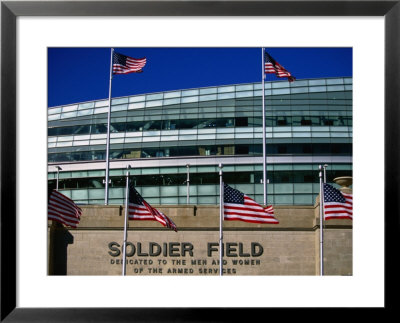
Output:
[47, 76, 352, 206]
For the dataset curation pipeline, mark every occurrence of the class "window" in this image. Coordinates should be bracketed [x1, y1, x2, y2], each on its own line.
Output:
[235, 117, 248, 127]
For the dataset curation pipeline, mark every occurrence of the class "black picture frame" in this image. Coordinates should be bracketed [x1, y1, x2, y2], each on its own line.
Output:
[1, 0, 398, 321]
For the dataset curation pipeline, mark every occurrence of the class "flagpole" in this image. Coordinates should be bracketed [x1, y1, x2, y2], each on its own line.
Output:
[323, 164, 328, 183]
[122, 165, 131, 276]
[219, 163, 224, 276]
[105, 48, 114, 205]
[262, 48, 267, 205]
[319, 165, 324, 276]
[186, 164, 190, 204]
[56, 166, 62, 191]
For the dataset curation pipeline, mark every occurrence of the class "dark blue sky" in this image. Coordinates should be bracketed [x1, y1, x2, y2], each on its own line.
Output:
[48, 47, 352, 107]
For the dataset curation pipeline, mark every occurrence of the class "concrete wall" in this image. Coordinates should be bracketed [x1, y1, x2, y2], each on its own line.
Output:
[48, 201, 352, 276]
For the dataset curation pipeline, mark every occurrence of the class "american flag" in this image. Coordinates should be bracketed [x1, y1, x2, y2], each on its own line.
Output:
[264, 51, 295, 82]
[128, 185, 177, 232]
[48, 190, 82, 228]
[223, 184, 278, 224]
[113, 51, 146, 75]
[323, 183, 353, 220]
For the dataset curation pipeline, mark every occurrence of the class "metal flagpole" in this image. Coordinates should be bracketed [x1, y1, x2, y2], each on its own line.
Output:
[56, 166, 62, 191]
[323, 164, 328, 183]
[122, 165, 131, 276]
[105, 48, 114, 205]
[219, 163, 224, 276]
[186, 164, 190, 204]
[262, 48, 267, 205]
[319, 165, 324, 276]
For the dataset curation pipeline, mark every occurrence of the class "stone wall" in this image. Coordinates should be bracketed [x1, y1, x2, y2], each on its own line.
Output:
[48, 202, 352, 276]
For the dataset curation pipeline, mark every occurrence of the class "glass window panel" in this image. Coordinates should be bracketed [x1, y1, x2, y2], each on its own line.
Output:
[273, 133, 292, 138]
[326, 78, 344, 85]
[197, 134, 216, 140]
[161, 186, 179, 196]
[274, 195, 293, 205]
[309, 79, 326, 86]
[181, 96, 199, 103]
[90, 134, 107, 139]
[290, 87, 308, 94]
[309, 86, 327, 92]
[160, 135, 179, 141]
[111, 104, 128, 112]
[94, 100, 108, 107]
[330, 132, 350, 137]
[235, 133, 253, 139]
[179, 135, 197, 140]
[71, 189, 88, 200]
[141, 187, 160, 197]
[94, 107, 108, 114]
[88, 189, 105, 199]
[77, 109, 93, 117]
[48, 107, 62, 115]
[112, 97, 129, 105]
[146, 93, 163, 101]
[48, 114, 60, 121]
[62, 105, 78, 112]
[218, 86, 235, 93]
[197, 196, 216, 204]
[294, 195, 313, 205]
[163, 98, 180, 105]
[73, 140, 90, 146]
[236, 84, 253, 91]
[128, 102, 145, 110]
[253, 89, 263, 96]
[61, 111, 77, 119]
[182, 89, 199, 96]
[217, 93, 235, 100]
[164, 91, 181, 99]
[293, 132, 312, 138]
[292, 80, 308, 87]
[129, 95, 146, 102]
[294, 183, 313, 193]
[200, 87, 217, 95]
[145, 100, 162, 108]
[110, 138, 124, 144]
[235, 91, 253, 98]
[274, 183, 293, 194]
[90, 139, 107, 145]
[274, 164, 293, 171]
[56, 141, 73, 147]
[327, 85, 345, 91]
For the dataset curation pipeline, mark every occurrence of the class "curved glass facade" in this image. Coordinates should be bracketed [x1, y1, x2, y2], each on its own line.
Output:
[48, 77, 352, 205]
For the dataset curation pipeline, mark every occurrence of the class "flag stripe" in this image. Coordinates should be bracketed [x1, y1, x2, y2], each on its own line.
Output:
[113, 52, 146, 75]
[323, 183, 353, 220]
[264, 51, 295, 82]
[48, 190, 81, 228]
[223, 184, 278, 224]
[128, 187, 177, 232]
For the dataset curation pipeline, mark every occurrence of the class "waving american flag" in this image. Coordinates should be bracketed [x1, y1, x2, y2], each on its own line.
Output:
[128, 185, 177, 232]
[223, 184, 278, 224]
[323, 183, 353, 220]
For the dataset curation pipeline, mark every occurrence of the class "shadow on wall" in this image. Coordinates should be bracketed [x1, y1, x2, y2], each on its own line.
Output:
[48, 222, 74, 275]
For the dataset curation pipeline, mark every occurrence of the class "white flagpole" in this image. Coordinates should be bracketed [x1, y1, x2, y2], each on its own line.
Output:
[56, 166, 62, 191]
[122, 165, 131, 276]
[219, 163, 224, 276]
[186, 164, 190, 204]
[262, 48, 267, 205]
[319, 165, 324, 276]
[105, 48, 114, 205]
